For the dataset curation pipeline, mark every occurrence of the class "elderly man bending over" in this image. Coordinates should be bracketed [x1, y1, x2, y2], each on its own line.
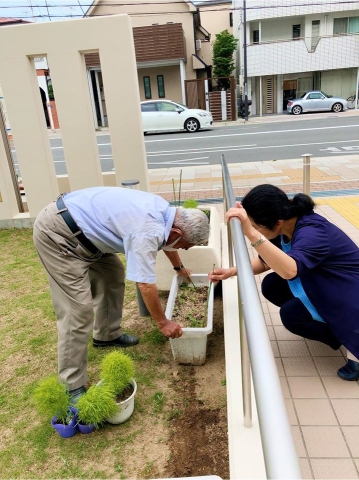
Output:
[33, 187, 210, 401]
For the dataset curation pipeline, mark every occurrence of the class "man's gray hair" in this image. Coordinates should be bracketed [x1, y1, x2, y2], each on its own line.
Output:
[174, 208, 210, 245]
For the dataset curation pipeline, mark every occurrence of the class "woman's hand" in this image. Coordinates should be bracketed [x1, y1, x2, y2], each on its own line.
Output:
[226, 201, 256, 238]
[209, 267, 237, 281]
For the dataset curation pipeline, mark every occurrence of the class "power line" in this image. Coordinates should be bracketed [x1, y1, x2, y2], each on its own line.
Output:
[0, 0, 358, 10]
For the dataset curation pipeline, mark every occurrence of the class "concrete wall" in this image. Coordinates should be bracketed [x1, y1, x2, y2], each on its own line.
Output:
[0, 14, 148, 220]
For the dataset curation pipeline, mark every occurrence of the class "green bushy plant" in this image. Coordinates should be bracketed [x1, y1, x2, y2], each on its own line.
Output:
[76, 384, 118, 428]
[100, 351, 135, 395]
[182, 199, 199, 209]
[33, 375, 70, 423]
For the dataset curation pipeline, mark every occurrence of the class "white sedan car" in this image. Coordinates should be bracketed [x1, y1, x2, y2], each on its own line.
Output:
[141, 100, 213, 134]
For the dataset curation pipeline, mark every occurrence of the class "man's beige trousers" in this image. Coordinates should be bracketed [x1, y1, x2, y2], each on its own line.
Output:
[33, 200, 124, 390]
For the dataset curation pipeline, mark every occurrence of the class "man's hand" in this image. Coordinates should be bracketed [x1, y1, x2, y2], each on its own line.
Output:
[159, 319, 183, 339]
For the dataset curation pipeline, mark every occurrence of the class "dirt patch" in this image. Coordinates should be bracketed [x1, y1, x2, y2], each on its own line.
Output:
[172, 284, 209, 328]
[163, 294, 229, 479]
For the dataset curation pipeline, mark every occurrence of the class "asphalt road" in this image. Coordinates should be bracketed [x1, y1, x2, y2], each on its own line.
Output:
[12, 113, 359, 176]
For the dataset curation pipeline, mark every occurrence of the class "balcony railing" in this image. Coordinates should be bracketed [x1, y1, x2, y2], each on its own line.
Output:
[247, 33, 359, 76]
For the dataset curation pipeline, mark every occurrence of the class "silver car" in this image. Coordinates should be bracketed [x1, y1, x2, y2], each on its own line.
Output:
[287, 90, 348, 115]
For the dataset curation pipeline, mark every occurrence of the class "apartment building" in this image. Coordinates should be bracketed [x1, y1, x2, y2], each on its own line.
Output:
[233, 0, 359, 115]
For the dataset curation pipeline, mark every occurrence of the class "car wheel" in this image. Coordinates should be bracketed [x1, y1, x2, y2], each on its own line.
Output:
[185, 118, 200, 133]
[292, 105, 302, 115]
[332, 102, 343, 113]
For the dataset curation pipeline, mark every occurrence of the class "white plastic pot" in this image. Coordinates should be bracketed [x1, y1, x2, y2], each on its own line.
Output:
[165, 274, 214, 365]
[97, 379, 137, 425]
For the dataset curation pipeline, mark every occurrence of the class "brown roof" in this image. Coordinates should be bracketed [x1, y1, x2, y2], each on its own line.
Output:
[0, 18, 31, 26]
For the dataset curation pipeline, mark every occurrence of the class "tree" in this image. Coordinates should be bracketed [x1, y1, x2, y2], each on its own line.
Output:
[212, 29, 237, 83]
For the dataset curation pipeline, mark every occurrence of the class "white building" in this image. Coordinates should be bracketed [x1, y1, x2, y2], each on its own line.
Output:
[233, 0, 359, 115]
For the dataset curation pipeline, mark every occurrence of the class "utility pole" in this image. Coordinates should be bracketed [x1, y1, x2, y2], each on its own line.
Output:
[243, 0, 249, 121]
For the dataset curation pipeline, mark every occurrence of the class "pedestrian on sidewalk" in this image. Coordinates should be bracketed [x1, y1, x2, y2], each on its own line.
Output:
[209, 184, 359, 381]
[33, 186, 210, 401]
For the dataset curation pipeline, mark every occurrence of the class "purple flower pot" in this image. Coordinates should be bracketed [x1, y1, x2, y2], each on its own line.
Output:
[78, 422, 96, 434]
[51, 407, 78, 438]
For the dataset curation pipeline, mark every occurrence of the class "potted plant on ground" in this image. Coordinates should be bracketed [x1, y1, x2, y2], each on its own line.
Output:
[33, 375, 78, 438]
[76, 383, 118, 434]
[99, 351, 137, 425]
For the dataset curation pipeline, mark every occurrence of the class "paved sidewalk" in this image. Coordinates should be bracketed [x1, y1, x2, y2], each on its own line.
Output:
[149, 154, 359, 204]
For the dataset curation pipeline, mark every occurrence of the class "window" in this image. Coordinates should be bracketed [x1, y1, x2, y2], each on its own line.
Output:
[349, 16, 359, 33]
[157, 102, 178, 112]
[141, 102, 157, 112]
[292, 24, 301, 39]
[333, 16, 359, 34]
[143, 76, 151, 100]
[252, 29, 259, 44]
[157, 75, 165, 98]
[307, 93, 323, 99]
[229, 12, 233, 27]
[334, 17, 348, 34]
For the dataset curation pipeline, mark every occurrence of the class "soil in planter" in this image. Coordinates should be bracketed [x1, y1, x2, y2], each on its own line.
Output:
[172, 283, 209, 328]
[115, 383, 134, 403]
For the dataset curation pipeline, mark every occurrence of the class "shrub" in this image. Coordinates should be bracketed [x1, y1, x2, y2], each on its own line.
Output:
[183, 199, 199, 209]
[76, 384, 118, 428]
[33, 375, 70, 423]
[100, 351, 135, 395]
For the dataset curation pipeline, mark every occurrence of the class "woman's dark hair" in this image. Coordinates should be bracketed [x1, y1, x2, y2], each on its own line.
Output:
[241, 184, 315, 230]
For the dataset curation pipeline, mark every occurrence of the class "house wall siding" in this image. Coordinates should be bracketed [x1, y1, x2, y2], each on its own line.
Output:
[85, 23, 185, 67]
[138, 65, 181, 102]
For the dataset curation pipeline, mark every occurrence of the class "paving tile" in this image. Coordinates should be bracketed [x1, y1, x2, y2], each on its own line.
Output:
[342, 427, 359, 457]
[270, 340, 280, 357]
[294, 399, 338, 425]
[331, 399, 359, 425]
[299, 458, 313, 479]
[267, 326, 275, 340]
[275, 357, 285, 376]
[280, 376, 291, 398]
[288, 426, 306, 459]
[322, 376, 359, 399]
[278, 340, 310, 357]
[301, 426, 350, 457]
[288, 377, 327, 399]
[270, 312, 283, 325]
[285, 399, 298, 425]
[355, 459, 359, 471]
[311, 458, 359, 479]
[313, 357, 345, 376]
[274, 325, 303, 341]
[283, 357, 318, 376]
[306, 340, 343, 357]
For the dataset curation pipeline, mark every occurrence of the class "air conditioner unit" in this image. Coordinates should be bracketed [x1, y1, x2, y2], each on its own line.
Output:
[195, 39, 202, 51]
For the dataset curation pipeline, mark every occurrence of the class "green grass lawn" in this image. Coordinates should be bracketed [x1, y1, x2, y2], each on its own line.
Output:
[0, 229, 180, 479]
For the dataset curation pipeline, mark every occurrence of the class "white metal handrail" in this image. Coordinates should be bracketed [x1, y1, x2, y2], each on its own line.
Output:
[221, 155, 302, 480]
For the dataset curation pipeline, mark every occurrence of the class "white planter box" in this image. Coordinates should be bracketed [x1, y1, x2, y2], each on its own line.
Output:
[155, 206, 222, 291]
[165, 274, 214, 366]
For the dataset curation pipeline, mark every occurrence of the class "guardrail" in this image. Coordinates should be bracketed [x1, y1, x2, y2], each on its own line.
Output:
[221, 154, 302, 479]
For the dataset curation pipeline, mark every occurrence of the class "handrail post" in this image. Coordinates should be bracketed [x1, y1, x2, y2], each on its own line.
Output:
[301, 153, 312, 196]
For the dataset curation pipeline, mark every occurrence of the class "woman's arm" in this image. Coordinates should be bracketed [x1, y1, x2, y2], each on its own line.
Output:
[226, 203, 297, 280]
[209, 256, 270, 281]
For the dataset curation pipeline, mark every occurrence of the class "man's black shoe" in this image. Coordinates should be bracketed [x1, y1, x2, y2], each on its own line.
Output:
[93, 333, 139, 348]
